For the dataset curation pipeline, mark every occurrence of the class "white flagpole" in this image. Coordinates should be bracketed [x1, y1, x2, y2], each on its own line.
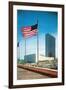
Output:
[37, 20, 39, 63]
[24, 38, 26, 63]
[19, 42, 20, 61]
[19, 42, 20, 62]
[17, 42, 20, 63]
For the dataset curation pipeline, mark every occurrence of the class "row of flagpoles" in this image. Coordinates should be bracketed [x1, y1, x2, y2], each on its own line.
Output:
[17, 20, 39, 63]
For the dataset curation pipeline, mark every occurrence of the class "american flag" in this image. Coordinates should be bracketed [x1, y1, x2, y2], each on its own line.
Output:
[22, 24, 38, 38]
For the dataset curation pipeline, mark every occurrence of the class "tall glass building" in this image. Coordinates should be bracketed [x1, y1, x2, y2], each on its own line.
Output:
[45, 34, 55, 57]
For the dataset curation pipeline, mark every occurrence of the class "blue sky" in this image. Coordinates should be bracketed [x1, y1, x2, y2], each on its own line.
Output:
[17, 10, 58, 59]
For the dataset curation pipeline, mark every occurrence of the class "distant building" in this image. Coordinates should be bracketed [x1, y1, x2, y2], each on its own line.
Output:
[45, 34, 55, 57]
[24, 54, 36, 63]
[39, 55, 54, 61]
[24, 53, 55, 63]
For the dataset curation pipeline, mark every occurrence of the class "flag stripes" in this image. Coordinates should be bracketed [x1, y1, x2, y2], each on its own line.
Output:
[22, 24, 37, 38]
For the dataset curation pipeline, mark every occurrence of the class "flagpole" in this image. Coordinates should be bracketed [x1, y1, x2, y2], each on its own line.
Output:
[24, 38, 26, 63]
[19, 43, 20, 61]
[37, 20, 39, 63]
[17, 42, 20, 63]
